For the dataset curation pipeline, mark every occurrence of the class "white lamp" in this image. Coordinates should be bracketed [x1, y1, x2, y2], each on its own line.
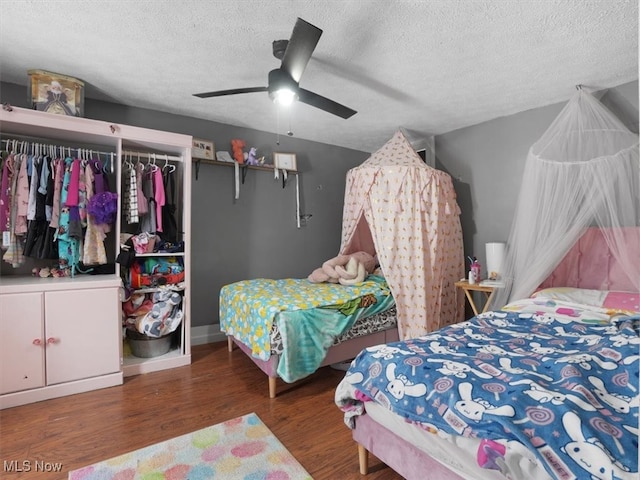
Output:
[485, 242, 506, 281]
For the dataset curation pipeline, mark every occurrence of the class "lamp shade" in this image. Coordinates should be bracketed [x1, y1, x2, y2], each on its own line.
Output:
[486, 242, 506, 281]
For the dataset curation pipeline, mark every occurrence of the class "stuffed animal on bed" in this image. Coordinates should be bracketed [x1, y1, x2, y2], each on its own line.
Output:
[308, 251, 377, 285]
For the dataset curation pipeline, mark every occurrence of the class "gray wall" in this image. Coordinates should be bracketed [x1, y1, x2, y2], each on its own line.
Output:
[0, 81, 369, 328]
[436, 80, 639, 276]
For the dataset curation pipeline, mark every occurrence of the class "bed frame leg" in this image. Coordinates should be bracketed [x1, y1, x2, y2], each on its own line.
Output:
[227, 336, 234, 352]
[268, 377, 277, 398]
[357, 443, 369, 475]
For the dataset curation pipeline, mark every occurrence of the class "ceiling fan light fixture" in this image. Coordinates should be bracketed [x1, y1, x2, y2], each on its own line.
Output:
[272, 88, 298, 106]
[194, 18, 356, 119]
[268, 68, 299, 106]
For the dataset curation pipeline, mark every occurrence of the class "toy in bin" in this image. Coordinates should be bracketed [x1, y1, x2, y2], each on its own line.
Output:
[129, 256, 184, 289]
[123, 289, 183, 358]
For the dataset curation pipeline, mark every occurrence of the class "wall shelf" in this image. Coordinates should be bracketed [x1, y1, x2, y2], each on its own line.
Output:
[192, 156, 301, 223]
[192, 158, 298, 181]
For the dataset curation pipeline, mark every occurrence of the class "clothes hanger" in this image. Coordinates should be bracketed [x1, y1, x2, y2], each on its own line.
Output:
[124, 151, 133, 170]
[150, 153, 158, 172]
[161, 154, 176, 174]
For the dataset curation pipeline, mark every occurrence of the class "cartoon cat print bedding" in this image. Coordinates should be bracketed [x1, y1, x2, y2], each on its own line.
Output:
[336, 298, 639, 480]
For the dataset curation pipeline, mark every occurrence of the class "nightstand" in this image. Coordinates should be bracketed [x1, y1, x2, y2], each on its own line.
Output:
[455, 280, 499, 316]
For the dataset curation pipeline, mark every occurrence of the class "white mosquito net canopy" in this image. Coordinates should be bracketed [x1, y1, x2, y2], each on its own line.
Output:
[339, 131, 464, 339]
[493, 88, 640, 308]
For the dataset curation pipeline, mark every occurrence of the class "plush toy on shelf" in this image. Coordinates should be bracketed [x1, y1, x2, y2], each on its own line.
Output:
[246, 147, 259, 165]
[308, 251, 377, 286]
[231, 139, 246, 164]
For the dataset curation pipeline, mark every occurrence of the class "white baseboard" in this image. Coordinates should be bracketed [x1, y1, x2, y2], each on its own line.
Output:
[191, 324, 227, 346]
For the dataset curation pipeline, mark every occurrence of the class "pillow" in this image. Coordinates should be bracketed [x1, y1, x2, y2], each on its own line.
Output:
[531, 287, 608, 307]
[532, 287, 640, 313]
[603, 291, 640, 313]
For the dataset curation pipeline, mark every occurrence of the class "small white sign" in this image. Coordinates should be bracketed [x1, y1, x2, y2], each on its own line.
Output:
[192, 138, 214, 161]
[273, 152, 297, 171]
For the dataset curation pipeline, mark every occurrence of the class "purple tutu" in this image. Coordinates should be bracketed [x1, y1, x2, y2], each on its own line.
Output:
[87, 191, 118, 225]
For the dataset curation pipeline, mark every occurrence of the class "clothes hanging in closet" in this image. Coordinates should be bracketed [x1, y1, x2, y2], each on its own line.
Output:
[139, 169, 156, 233]
[1, 152, 25, 267]
[130, 164, 167, 236]
[83, 159, 110, 265]
[153, 167, 165, 233]
[23, 155, 57, 259]
[124, 164, 139, 224]
[161, 167, 178, 243]
[1, 145, 116, 273]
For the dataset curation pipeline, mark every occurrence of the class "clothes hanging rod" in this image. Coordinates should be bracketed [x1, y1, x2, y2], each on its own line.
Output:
[121, 150, 182, 162]
[1, 138, 116, 158]
[1, 133, 116, 151]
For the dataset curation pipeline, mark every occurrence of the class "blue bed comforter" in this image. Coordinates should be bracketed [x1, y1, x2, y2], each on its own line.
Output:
[336, 298, 639, 480]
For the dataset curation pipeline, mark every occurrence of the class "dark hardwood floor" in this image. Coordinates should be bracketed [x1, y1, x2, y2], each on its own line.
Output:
[0, 341, 403, 479]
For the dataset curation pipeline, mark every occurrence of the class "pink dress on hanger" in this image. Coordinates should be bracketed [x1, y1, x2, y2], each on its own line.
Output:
[153, 168, 165, 233]
[13, 154, 30, 235]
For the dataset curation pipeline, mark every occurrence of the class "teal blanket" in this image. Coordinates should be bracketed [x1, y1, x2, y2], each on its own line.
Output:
[276, 290, 395, 382]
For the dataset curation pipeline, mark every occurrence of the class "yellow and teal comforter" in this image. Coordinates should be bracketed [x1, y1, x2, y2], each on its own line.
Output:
[219, 275, 394, 382]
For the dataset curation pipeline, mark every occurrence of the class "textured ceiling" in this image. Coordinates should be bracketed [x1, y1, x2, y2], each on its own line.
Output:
[0, 0, 637, 153]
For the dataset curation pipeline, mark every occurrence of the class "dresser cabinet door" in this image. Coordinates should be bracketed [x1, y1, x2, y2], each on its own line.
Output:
[44, 288, 121, 385]
[0, 293, 45, 394]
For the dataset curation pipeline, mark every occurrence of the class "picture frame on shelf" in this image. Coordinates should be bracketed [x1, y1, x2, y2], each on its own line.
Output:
[273, 152, 297, 171]
[28, 69, 85, 117]
[192, 138, 215, 161]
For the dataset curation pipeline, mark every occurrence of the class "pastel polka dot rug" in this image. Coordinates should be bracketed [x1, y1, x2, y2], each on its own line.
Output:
[68, 413, 312, 480]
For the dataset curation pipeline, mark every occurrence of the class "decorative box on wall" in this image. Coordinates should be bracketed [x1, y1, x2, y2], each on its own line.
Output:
[0, 106, 192, 408]
[192, 138, 214, 161]
[28, 69, 85, 117]
[273, 152, 297, 171]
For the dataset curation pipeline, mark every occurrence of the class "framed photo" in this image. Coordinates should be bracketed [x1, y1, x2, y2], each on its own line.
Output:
[28, 69, 85, 117]
[192, 138, 215, 161]
[273, 152, 297, 171]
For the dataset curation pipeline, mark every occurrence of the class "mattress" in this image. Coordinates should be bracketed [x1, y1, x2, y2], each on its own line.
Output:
[362, 401, 550, 480]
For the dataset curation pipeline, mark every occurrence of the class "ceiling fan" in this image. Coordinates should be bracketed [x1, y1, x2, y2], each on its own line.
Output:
[193, 17, 357, 119]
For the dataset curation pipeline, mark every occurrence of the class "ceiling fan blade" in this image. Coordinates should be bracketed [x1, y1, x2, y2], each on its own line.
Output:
[298, 88, 357, 119]
[193, 86, 267, 98]
[280, 18, 322, 83]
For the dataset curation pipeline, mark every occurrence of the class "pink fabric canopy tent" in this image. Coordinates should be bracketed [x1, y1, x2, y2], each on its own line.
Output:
[339, 131, 464, 339]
